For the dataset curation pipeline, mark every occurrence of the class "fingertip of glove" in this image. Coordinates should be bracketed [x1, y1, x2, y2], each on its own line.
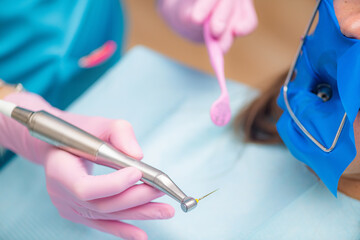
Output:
[125, 230, 148, 240]
[191, 6, 208, 24]
[132, 150, 144, 160]
[191, 13, 205, 24]
[211, 21, 226, 38]
[219, 35, 233, 53]
[234, 19, 257, 37]
[153, 204, 175, 219]
[125, 147, 143, 161]
[125, 167, 143, 183]
[163, 205, 175, 219]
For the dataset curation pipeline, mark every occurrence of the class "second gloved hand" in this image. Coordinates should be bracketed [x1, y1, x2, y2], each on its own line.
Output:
[0, 92, 174, 240]
[158, 0, 258, 52]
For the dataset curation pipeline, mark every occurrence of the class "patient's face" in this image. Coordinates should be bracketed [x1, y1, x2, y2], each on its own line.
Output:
[333, 0, 360, 177]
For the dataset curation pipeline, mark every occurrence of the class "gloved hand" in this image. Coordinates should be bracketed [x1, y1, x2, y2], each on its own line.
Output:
[0, 91, 174, 240]
[157, 0, 258, 52]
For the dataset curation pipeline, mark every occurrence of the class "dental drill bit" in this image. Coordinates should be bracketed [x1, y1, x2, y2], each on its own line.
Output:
[196, 189, 219, 203]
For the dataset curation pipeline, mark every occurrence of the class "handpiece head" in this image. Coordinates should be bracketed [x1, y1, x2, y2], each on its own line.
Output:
[181, 197, 198, 212]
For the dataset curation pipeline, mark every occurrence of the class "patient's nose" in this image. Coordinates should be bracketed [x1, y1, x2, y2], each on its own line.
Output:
[334, 0, 360, 39]
[340, 16, 360, 39]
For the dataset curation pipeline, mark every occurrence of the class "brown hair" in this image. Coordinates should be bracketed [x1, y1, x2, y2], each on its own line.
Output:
[235, 70, 288, 144]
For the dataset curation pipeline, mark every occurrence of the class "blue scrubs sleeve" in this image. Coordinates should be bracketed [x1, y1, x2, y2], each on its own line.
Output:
[0, 0, 126, 109]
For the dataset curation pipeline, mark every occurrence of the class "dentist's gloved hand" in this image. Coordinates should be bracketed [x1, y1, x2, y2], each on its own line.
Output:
[0, 91, 174, 240]
[157, 0, 258, 52]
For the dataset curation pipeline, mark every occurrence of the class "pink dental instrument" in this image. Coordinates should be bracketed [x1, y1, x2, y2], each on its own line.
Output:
[204, 20, 231, 126]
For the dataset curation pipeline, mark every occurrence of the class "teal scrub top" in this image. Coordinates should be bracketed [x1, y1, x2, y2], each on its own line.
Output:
[0, 0, 126, 109]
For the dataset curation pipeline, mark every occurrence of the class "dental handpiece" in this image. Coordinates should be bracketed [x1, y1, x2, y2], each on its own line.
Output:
[3, 103, 198, 212]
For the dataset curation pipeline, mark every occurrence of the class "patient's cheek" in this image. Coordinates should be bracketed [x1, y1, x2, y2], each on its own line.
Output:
[343, 114, 360, 175]
[333, 0, 360, 39]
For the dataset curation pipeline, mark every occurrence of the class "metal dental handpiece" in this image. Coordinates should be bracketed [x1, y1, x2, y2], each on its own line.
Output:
[3, 103, 198, 212]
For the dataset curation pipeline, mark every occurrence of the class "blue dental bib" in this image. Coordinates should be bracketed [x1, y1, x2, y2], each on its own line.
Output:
[277, 0, 360, 196]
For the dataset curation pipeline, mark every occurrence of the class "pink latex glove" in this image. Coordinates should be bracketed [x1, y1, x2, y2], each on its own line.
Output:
[157, 0, 258, 52]
[0, 92, 174, 240]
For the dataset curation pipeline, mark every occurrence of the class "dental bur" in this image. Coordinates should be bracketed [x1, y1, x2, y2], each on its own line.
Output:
[0, 100, 198, 212]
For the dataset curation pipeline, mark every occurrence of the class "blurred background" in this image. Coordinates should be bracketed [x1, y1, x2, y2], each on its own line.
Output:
[123, 0, 314, 91]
